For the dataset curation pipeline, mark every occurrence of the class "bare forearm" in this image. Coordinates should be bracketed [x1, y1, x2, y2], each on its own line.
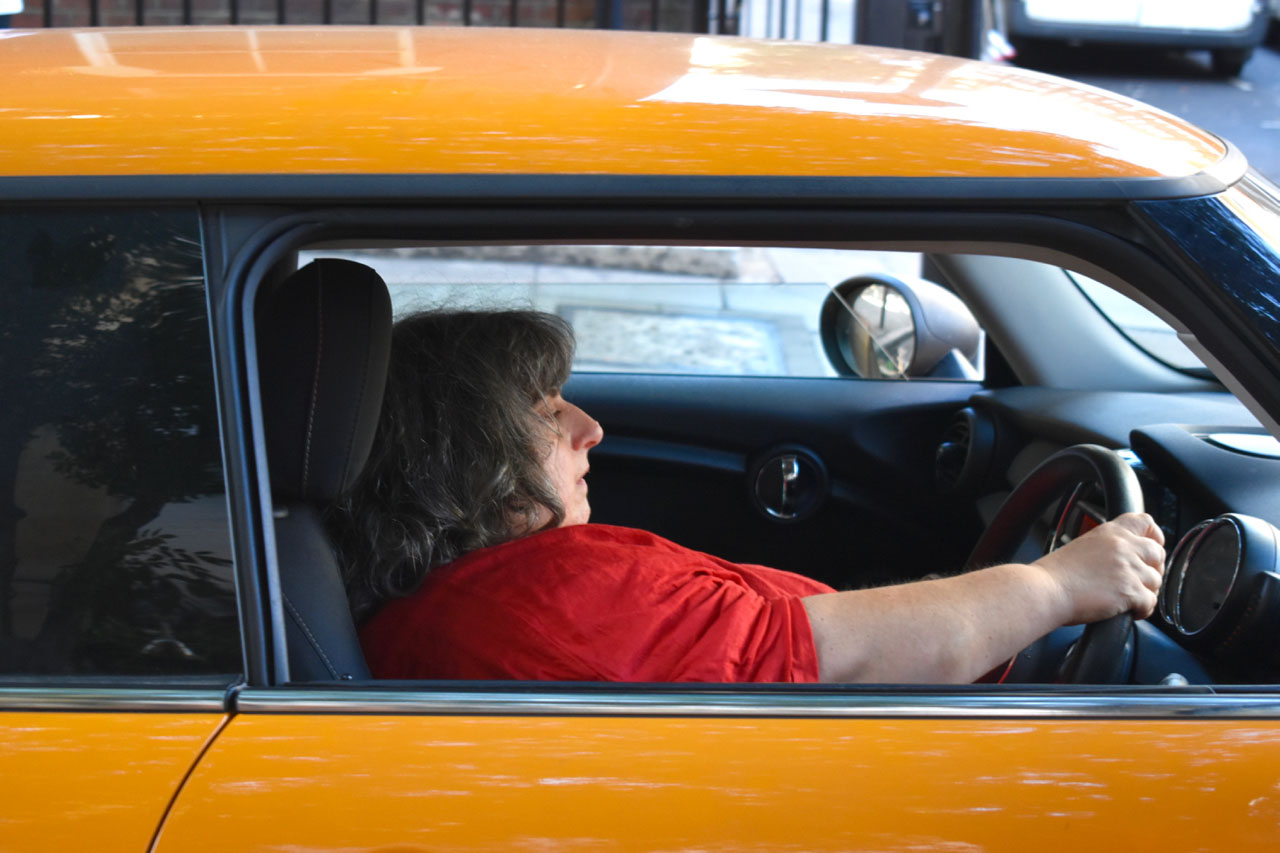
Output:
[800, 514, 1166, 684]
[801, 563, 1068, 683]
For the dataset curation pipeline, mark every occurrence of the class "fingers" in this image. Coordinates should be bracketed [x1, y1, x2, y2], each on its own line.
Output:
[1092, 513, 1166, 572]
[1133, 535, 1166, 576]
[1138, 559, 1164, 592]
[1131, 586, 1158, 620]
[1111, 514, 1166, 618]
[1040, 511, 1169, 624]
[1111, 511, 1165, 547]
[1131, 561, 1164, 618]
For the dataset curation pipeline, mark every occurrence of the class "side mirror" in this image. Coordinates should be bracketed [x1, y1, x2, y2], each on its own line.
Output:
[819, 274, 984, 380]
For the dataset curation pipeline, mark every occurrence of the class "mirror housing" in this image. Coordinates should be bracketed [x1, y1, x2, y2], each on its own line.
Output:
[819, 274, 983, 380]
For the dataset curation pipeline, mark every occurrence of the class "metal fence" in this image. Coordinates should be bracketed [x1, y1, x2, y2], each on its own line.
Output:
[11, 0, 980, 58]
[17, 0, 730, 31]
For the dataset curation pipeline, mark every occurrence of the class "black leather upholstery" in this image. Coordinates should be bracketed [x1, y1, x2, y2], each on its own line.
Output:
[274, 506, 373, 681]
[257, 259, 392, 681]
[259, 259, 392, 504]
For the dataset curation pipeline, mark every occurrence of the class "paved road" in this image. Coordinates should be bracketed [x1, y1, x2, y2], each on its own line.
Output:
[1012, 41, 1280, 182]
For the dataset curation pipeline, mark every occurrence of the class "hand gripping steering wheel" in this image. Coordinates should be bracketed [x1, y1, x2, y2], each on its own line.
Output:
[965, 444, 1144, 683]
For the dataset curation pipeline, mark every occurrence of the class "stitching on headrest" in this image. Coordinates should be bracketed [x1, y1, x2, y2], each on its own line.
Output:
[338, 284, 376, 490]
[300, 270, 326, 496]
[284, 592, 339, 680]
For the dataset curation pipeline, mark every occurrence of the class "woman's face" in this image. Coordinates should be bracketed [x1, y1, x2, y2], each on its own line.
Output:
[536, 391, 603, 528]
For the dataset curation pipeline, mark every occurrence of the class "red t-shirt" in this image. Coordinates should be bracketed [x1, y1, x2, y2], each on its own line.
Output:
[360, 523, 834, 682]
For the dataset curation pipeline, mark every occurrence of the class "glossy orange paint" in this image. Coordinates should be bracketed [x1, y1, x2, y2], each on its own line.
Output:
[0, 27, 1226, 180]
[157, 712, 1280, 851]
[0, 710, 228, 852]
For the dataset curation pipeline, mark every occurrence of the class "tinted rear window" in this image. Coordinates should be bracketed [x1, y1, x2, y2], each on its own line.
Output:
[0, 208, 239, 676]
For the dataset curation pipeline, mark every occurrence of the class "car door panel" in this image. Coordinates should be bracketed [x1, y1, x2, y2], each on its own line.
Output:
[0, 707, 228, 853]
[159, 698, 1280, 851]
[567, 373, 983, 586]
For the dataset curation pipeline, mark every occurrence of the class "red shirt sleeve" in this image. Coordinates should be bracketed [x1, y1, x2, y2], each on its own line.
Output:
[361, 524, 834, 683]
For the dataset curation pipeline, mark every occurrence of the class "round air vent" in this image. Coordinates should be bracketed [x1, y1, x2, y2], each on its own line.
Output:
[935, 406, 994, 496]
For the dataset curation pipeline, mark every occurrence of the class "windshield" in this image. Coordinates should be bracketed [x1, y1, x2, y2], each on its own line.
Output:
[1069, 271, 1206, 372]
[1219, 170, 1280, 257]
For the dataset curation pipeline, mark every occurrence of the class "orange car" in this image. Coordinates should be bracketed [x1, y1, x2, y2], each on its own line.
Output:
[3, 25, 1280, 851]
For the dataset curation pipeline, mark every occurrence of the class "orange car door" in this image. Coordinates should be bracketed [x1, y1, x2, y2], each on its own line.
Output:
[0, 700, 229, 853]
[155, 687, 1280, 851]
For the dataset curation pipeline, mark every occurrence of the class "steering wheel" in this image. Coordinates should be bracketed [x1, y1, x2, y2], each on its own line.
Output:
[966, 444, 1143, 683]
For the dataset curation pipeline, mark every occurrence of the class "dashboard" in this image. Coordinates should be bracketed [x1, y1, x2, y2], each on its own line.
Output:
[948, 387, 1280, 685]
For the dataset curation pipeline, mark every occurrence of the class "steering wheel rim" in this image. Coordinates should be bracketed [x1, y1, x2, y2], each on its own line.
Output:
[966, 444, 1144, 683]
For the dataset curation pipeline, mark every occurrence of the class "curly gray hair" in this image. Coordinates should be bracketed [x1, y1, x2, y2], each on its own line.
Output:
[327, 309, 575, 620]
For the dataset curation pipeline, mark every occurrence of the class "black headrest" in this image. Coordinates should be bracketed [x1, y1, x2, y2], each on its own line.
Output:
[257, 259, 392, 503]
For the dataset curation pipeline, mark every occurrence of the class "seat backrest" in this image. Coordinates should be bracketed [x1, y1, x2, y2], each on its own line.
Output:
[256, 258, 392, 681]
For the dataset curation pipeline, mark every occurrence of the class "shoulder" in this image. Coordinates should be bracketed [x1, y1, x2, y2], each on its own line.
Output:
[383, 525, 688, 606]
[504, 523, 697, 580]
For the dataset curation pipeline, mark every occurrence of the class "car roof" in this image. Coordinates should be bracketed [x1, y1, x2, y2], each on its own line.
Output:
[0, 27, 1235, 194]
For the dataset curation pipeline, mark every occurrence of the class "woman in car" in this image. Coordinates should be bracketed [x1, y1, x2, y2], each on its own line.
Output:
[328, 309, 1166, 684]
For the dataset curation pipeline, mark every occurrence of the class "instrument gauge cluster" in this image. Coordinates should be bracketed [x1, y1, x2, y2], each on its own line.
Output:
[1160, 514, 1280, 665]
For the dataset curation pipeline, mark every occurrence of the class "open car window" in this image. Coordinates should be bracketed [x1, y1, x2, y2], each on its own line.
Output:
[270, 235, 1262, 689]
[299, 245, 975, 380]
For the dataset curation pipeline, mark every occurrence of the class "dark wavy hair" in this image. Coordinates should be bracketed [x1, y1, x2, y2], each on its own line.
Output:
[327, 309, 575, 620]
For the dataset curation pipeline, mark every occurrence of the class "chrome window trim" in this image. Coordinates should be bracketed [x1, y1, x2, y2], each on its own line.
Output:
[0, 687, 229, 712]
[237, 687, 1280, 719]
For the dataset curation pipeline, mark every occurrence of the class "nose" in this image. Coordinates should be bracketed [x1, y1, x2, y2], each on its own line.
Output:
[568, 402, 603, 450]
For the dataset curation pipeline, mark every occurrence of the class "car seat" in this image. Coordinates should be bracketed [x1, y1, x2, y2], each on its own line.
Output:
[256, 258, 392, 681]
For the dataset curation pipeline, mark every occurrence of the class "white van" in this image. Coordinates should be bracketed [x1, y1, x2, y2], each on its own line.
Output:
[1004, 0, 1270, 76]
